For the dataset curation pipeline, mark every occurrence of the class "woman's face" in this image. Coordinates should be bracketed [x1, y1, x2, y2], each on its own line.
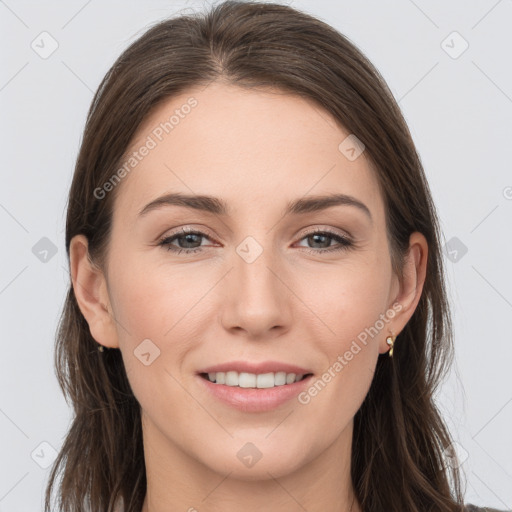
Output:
[74, 81, 423, 481]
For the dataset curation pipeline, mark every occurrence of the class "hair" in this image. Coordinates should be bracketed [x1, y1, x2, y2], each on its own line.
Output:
[45, 1, 467, 511]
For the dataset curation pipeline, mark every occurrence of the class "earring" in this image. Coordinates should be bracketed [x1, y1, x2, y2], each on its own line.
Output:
[98, 345, 104, 352]
[386, 334, 396, 357]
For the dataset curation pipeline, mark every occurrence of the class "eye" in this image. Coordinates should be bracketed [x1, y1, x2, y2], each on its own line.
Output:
[295, 228, 353, 254]
[158, 227, 354, 255]
[158, 228, 215, 255]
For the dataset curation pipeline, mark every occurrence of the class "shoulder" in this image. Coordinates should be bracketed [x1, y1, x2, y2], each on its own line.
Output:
[465, 504, 511, 512]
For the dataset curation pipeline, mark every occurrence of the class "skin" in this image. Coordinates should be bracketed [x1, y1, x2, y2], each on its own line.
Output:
[70, 81, 427, 512]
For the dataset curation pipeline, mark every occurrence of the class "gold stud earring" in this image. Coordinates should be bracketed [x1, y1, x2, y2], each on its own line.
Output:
[386, 334, 396, 357]
[98, 345, 104, 352]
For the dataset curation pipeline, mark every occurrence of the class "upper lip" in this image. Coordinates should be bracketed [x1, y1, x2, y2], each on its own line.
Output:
[198, 361, 313, 375]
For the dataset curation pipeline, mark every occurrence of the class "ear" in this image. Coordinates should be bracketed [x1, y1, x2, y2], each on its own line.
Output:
[69, 234, 119, 349]
[381, 231, 428, 353]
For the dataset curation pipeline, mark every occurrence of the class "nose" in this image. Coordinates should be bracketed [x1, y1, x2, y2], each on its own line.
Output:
[219, 244, 293, 340]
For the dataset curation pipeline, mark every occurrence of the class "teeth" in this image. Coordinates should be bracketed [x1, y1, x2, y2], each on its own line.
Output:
[274, 371, 286, 386]
[205, 371, 307, 388]
[239, 372, 256, 388]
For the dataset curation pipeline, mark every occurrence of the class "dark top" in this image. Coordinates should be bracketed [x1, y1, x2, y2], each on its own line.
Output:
[465, 505, 510, 512]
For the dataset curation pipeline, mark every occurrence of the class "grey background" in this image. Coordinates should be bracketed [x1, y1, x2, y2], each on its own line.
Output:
[1, 0, 511, 510]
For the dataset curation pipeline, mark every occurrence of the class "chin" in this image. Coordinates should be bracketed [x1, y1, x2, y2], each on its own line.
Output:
[197, 440, 306, 481]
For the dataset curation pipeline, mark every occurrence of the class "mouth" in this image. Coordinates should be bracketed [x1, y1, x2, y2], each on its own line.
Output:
[199, 371, 314, 389]
[195, 361, 315, 411]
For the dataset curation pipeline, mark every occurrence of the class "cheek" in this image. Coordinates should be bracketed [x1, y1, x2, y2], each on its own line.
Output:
[107, 254, 217, 389]
[295, 256, 393, 341]
[108, 252, 208, 341]
[108, 258, 202, 419]
[294, 253, 392, 405]
[294, 264, 388, 439]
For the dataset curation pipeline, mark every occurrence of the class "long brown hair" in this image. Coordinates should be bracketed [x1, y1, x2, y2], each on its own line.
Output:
[45, 1, 466, 510]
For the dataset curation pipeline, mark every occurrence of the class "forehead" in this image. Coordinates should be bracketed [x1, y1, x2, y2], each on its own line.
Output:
[113, 81, 383, 221]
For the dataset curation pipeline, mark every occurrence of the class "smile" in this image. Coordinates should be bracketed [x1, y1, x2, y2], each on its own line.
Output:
[200, 371, 312, 388]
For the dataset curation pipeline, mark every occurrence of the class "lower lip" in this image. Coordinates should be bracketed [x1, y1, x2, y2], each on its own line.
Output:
[197, 374, 314, 412]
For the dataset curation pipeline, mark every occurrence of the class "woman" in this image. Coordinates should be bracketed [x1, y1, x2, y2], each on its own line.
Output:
[44, 1, 508, 511]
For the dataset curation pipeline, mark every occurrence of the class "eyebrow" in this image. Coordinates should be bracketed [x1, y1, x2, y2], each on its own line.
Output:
[138, 192, 372, 222]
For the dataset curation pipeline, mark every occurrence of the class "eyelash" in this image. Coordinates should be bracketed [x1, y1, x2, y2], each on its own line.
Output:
[157, 227, 353, 256]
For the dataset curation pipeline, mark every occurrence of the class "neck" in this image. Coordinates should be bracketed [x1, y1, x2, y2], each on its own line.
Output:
[140, 416, 361, 512]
